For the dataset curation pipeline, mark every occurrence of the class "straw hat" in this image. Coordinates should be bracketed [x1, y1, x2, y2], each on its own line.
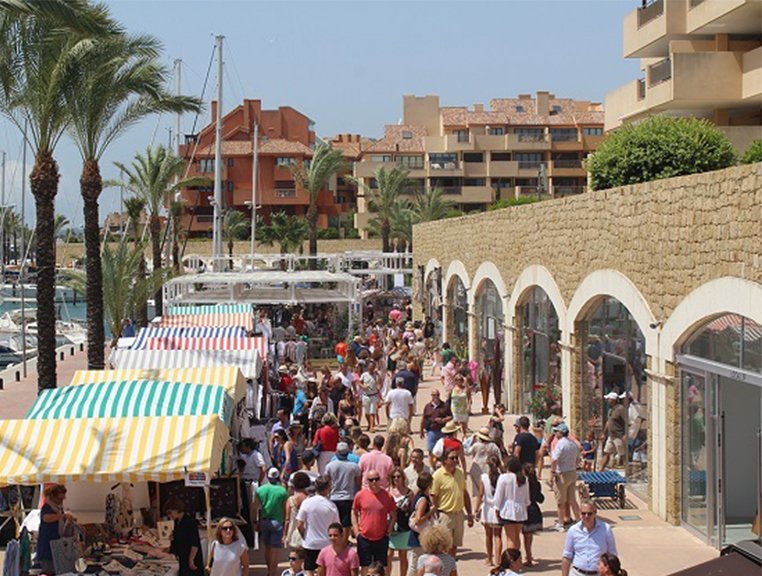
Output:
[442, 421, 460, 435]
[475, 427, 491, 442]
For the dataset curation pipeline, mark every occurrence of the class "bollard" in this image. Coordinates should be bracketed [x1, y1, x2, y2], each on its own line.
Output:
[15, 371, 20, 382]
[70, 346, 75, 356]
[79, 343, 84, 352]
[59, 351, 65, 361]
[0, 378, 3, 390]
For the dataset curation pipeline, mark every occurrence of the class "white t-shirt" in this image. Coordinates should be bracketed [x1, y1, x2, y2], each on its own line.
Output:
[240, 450, 265, 481]
[210, 538, 248, 576]
[295, 494, 339, 550]
[385, 388, 414, 420]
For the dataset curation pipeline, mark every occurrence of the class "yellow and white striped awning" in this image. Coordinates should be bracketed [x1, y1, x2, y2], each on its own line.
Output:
[68, 367, 246, 403]
[0, 415, 228, 484]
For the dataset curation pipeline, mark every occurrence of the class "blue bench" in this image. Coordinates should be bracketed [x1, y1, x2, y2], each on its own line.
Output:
[579, 471, 627, 508]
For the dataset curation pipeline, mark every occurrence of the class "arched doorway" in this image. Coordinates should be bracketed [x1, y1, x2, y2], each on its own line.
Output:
[517, 286, 561, 420]
[476, 279, 505, 406]
[424, 268, 443, 324]
[678, 313, 762, 548]
[579, 296, 648, 497]
[447, 275, 469, 356]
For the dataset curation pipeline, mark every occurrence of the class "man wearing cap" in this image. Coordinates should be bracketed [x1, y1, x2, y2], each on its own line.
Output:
[255, 468, 289, 576]
[550, 423, 580, 531]
[326, 442, 362, 540]
[600, 392, 626, 470]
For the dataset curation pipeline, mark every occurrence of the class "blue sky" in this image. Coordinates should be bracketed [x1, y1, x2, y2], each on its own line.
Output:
[0, 0, 640, 227]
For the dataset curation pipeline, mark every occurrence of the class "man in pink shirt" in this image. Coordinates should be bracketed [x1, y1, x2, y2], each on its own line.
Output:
[441, 356, 459, 400]
[317, 523, 359, 576]
[359, 435, 394, 489]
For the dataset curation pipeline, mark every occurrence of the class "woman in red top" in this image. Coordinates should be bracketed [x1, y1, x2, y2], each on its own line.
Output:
[314, 412, 340, 475]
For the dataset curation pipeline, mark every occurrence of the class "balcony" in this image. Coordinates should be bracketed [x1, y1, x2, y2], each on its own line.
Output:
[551, 159, 584, 176]
[553, 185, 586, 197]
[549, 132, 579, 143]
[428, 160, 463, 176]
[354, 160, 395, 178]
[552, 159, 582, 169]
[638, 78, 646, 100]
[686, 0, 758, 35]
[489, 161, 520, 178]
[463, 162, 488, 178]
[422, 135, 474, 151]
[274, 188, 297, 198]
[623, 0, 685, 58]
[460, 186, 495, 204]
[648, 57, 672, 86]
[743, 46, 762, 100]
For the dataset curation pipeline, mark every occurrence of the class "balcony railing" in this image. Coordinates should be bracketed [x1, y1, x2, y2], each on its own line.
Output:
[553, 159, 582, 169]
[638, 0, 664, 27]
[439, 187, 462, 195]
[429, 161, 460, 170]
[516, 186, 539, 196]
[638, 78, 646, 100]
[518, 161, 545, 170]
[550, 132, 579, 142]
[649, 57, 672, 86]
[516, 133, 546, 143]
[553, 185, 585, 197]
[274, 188, 297, 198]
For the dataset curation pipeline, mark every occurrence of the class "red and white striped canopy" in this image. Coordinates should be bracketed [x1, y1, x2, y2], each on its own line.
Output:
[160, 312, 254, 331]
[144, 336, 268, 357]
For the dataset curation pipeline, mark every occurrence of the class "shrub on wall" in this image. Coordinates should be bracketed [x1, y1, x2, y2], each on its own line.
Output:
[740, 139, 762, 165]
[587, 116, 737, 191]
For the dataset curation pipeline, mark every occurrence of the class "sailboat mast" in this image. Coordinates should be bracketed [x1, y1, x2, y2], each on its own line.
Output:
[250, 122, 258, 261]
[212, 35, 224, 270]
[20, 120, 27, 378]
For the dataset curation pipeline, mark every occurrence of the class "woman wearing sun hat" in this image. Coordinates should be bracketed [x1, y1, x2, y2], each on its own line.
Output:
[466, 427, 502, 495]
[432, 421, 467, 470]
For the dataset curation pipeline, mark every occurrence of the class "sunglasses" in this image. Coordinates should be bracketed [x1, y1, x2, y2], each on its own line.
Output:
[289, 557, 300, 562]
[368, 477, 381, 482]
[221, 526, 234, 531]
[580, 512, 596, 517]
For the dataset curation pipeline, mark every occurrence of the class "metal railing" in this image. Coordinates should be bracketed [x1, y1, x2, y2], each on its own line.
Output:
[518, 160, 545, 170]
[649, 57, 672, 86]
[274, 188, 297, 198]
[516, 133, 547, 143]
[439, 187, 462, 195]
[638, 0, 664, 27]
[638, 78, 646, 100]
[553, 159, 582, 169]
[550, 132, 580, 142]
[553, 185, 585, 197]
[429, 161, 461, 171]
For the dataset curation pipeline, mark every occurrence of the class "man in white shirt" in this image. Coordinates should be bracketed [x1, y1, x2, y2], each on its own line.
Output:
[385, 378, 414, 422]
[551, 422, 581, 531]
[296, 476, 340, 576]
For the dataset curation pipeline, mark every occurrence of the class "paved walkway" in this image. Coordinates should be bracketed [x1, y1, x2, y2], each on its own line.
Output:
[251, 364, 717, 576]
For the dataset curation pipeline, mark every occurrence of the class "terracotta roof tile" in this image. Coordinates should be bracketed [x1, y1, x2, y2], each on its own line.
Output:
[195, 140, 253, 156]
[362, 125, 427, 154]
[258, 139, 314, 155]
[439, 99, 604, 127]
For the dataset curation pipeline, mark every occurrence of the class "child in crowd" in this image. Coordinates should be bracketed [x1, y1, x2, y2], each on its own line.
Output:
[281, 549, 305, 576]
[581, 430, 598, 472]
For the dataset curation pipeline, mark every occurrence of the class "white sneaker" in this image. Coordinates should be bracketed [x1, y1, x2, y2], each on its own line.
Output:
[552, 522, 566, 532]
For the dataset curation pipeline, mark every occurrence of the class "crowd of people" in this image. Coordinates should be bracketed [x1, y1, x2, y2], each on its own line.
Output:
[201, 306, 628, 576]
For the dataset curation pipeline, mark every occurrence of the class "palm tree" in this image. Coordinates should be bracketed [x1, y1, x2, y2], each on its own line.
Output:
[0, 2, 114, 391]
[113, 145, 207, 317]
[290, 144, 347, 264]
[411, 187, 454, 223]
[62, 238, 171, 347]
[53, 214, 69, 239]
[123, 196, 147, 327]
[349, 166, 410, 252]
[389, 201, 414, 252]
[222, 209, 250, 270]
[67, 33, 201, 369]
[258, 212, 308, 269]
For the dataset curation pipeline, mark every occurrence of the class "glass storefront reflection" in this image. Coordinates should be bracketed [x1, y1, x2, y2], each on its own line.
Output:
[448, 276, 468, 355]
[519, 287, 561, 420]
[477, 280, 505, 406]
[580, 297, 648, 496]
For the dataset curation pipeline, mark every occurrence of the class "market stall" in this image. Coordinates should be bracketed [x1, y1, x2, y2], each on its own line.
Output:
[160, 311, 254, 331]
[131, 327, 249, 349]
[143, 336, 267, 356]
[108, 349, 262, 381]
[165, 303, 252, 316]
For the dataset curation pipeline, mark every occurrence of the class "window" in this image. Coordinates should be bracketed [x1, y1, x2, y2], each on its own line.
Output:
[274, 189, 296, 198]
[199, 159, 215, 173]
[516, 152, 543, 169]
[226, 181, 234, 193]
[491, 152, 511, 162]
[276, 157, 296, 167]
[369, 155, 392, 163]
[488, 127, 505, 136]
[583, 127, 604, 136]
[551, 105, 562, 114]
[452, 130, 468, 143]
[515, 105, 525, 113]
[464, 178, 485, 186]
[227, 158, 234, 167]
[402, 131, 413, 140]
[515, 127, 544, 142]
[463, 152, 484, 163]
[429, 153, 458, 170]
[396, 155, 424, 169]
[550, 128, 578, 142]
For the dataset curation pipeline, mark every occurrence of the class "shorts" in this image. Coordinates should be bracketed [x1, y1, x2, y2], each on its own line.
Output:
[389, 530, 411, 550]
[303, 548, 321, 571]
[604, 436, 625, 457]
[362, 395, 379, 415]
[555, 470, 578, 505]
[437, 510, 464, 547]
[425, 430, 442, 453]
[259, 518, 284, 548]
[357, 534, 389, 566]
[333, 500, 353, 527]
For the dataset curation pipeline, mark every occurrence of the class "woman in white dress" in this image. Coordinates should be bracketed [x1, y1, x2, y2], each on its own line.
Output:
[475, 455, 503, 567]
[492, 457, 530, 554]
[208, 517, 249, 576]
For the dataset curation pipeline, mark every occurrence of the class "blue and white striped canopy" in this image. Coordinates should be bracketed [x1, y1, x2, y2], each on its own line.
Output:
[166, 304, 252, 316]
[132, 326, 248, 349]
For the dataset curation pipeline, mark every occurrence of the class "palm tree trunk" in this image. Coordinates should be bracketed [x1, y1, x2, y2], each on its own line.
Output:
[228, 240, 234, 270]
[136, 256, 148, 327]
[150, 216, 163, 317]
[30, 150, 58, 392]
[81, 159, 105, 369]
[172, 238, 180, 271]
[307, 202, 318, 269]
[381, 220, 391, 253]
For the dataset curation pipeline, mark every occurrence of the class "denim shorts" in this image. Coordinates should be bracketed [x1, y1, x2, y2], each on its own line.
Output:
[259, 518, 284, 548]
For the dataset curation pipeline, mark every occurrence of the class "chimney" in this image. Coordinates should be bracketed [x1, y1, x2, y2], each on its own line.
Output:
[211, 100, 218, 123]
[536, 91, 549, 116]
[474, 103, 484, 112]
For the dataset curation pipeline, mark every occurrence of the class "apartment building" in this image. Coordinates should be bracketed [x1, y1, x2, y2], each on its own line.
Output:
[354, 92, 604, 237]
[605, 0, 762, 152]
[178, 99, 357, 236]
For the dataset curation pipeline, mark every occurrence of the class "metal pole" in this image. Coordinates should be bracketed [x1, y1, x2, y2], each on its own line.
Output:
[20, 120, 27, 378]
[250, 123, 258, 263]
[1, 151, 5, 283]
[175, 58, 182, 153]
[119, 168, 124, 236]
[212, 35, 224, 270]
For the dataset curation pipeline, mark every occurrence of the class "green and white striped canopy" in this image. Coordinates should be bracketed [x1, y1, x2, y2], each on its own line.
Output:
[26, 380, 233, 424]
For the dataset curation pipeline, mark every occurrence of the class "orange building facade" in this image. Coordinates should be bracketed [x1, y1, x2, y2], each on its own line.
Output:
[178, 99, 358, 235]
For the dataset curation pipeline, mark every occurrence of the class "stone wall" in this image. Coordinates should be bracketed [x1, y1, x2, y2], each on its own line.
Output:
[413, 164, 761, 320]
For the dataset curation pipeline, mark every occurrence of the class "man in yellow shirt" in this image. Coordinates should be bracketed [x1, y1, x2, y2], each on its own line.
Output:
[430, 447, 474, 557]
